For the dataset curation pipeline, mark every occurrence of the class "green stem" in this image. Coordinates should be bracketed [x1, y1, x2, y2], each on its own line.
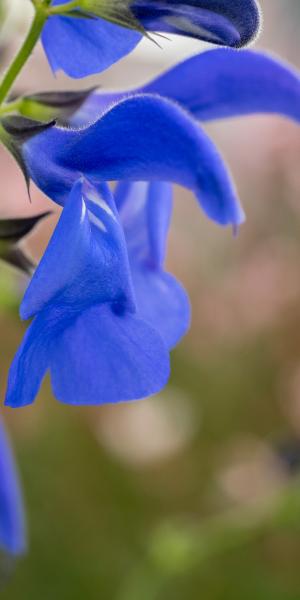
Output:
[0, 99, 22, 116]
[49, 0, 79, 15]
[0, 8, 48, 105]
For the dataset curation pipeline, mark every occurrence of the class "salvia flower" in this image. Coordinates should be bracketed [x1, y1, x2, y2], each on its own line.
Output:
[6, 48, 300, 409]
[115, 181, 190, 348]
[5, 179, 170, 407]
[41, 0, 262, 78]
[0, 419, 26, 555]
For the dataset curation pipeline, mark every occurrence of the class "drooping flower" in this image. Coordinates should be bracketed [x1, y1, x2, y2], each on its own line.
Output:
[5, 179, 170, 408]
[115, 181, 190, 348]
[0, 419, 26, 555]
[23, 94, 244, 227]
[41, 0, 262, 78]
[8, 47, 300, 411]
[46, 46, 298, 352]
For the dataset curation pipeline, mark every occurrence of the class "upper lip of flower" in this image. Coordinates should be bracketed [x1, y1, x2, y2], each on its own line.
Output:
[17, 46, 300, 239]
[131, 0, 262, 48]
[22, 93, 244, 228]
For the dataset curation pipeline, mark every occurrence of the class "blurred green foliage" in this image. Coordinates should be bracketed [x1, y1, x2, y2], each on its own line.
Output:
[0, 306, 299, 599]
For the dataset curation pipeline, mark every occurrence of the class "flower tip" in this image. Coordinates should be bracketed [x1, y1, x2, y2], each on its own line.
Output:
[240, 0, 264, 47]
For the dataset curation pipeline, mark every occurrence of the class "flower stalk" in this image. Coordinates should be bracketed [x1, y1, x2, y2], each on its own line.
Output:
[48, 1, 80, 15]
[0, 6, 48, 105]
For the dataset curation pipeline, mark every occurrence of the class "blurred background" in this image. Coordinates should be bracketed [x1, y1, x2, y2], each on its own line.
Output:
[0, 0, 300, 598]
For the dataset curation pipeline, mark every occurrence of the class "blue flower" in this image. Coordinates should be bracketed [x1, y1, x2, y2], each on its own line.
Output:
[5, 179, 170, 407]
[115, 181, 191, 348]
[0, 419, 26, 555]
[9, 47, 300, 408]
[23, 94, 243, 228]
[42, 0, 261, 78]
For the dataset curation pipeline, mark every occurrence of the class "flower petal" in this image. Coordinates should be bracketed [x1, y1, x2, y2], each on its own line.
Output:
[42, 7, 141, 78]
[115, 181, 172, 269]
[133, 0, 261, 47]
[5, 314, 50, 408]
[21, 179, 134, 320]
[0, 420, 26, 555]
[20, 179, 91, 320]
[74, 49, 300, 126]
[49, 304, 170, 404]
[142, 48, 300, 123]
[115, 181, 190, 347]
[24, 95, 244, 227]
[131, 266, 191, 349]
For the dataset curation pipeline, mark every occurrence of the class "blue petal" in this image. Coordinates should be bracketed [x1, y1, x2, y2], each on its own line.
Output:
[0, 420, 26, 554]
[73, 49, 300, 126]
[20, 179, 90, 319]
[132, 0, 261, 47]
[49, 304, 170, 404]
[21, 179, 135, 320]
[115, 181, 190, 348]
[115, 181, 172, 269]
[6, 300, 170, 407]
[131, 266, 191, 349]
[6, 301, 170, 407]
[42, 1, 141, 78]
[5, 314, 51, 408]
[142, 48, 300, 123]
[24, 96, 244, 227]
[146, 181, 173, 268]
